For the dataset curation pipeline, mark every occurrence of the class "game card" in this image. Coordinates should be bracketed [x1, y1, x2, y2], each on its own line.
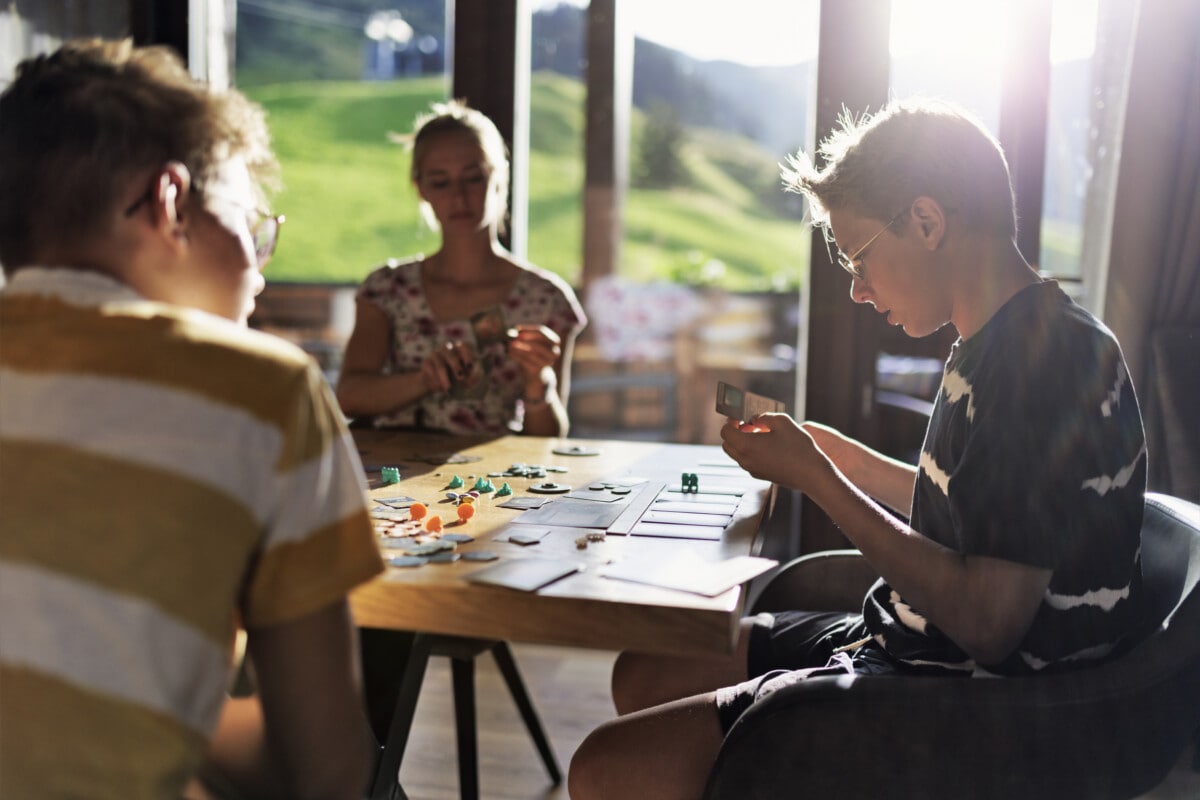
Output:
[466, 558, 582, 592]
[470, 306, 509, 348]
[715, 380, 785, 421]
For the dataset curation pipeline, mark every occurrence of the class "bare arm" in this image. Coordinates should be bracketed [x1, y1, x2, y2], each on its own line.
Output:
[336, 299, 468, 419]
[800, 421, 918, 516]
[509, 324, 577, 437]
[198, 601, 373, 800]
[721, 415, 1051, 666]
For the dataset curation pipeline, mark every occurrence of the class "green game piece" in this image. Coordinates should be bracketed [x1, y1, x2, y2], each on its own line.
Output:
[447, 475, 465, 489]
[472, 476, 495, 493]
[380, 466, 401, 485]
[494, 482, 513, 497]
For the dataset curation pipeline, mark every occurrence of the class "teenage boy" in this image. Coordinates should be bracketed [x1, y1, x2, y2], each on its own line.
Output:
[0, 39, 384, 799]
[568, 97, 1146, 800]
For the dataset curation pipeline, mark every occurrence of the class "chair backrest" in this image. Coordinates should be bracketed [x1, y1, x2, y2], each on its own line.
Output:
[705, 492, 1200, 800]
[1138, 492, 1200, 631]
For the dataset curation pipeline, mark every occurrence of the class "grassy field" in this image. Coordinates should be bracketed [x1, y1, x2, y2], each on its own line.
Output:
[243, 72, 809, 289]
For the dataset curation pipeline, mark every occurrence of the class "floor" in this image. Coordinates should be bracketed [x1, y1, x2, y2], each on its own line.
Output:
[395, 644, 612, 799]
[392, 644, 1200, 799]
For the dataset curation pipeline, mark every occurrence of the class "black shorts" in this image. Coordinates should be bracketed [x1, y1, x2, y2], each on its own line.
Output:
[715, 610, 901, 734]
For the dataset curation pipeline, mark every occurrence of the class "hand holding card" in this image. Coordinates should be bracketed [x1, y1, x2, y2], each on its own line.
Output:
[715, 380, 785, 423]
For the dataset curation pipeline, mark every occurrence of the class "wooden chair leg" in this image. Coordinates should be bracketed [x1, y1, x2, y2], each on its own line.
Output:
[450, 657, 480, 800]
[370, 635, 559, 799]
[491, 641, 563, 784]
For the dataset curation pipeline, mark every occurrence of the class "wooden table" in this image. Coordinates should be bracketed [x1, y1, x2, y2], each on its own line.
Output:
[350, 430, 774, 798]
[350, 429, 775, 658]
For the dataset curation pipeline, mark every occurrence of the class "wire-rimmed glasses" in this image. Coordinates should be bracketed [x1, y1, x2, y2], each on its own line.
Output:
[837, 209, 907, 280]
[123, 184, 284, 268]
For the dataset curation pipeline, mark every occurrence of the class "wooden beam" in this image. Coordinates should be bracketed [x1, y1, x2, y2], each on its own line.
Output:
[130, 0, 187, 57]
[581, 0, 632, 292]
[451, 0, 522, 252]
[998, 0, 1051, 267]
[800, 0, 891, 553]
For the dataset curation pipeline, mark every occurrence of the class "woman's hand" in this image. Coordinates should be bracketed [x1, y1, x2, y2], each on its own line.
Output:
[720, 412, 832, 490]
[420, 340, 474, 394]
[508, 324, 562, 398]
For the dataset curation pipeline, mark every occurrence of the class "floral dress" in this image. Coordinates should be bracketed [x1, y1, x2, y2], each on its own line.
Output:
[357, 257, 587, 434]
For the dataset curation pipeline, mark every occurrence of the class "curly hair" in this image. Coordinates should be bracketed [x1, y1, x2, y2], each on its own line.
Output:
[782, 97, 1017, 241]
[0, 38, 278, 272]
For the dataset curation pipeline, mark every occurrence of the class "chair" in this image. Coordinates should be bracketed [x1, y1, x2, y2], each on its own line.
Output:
[363, 631, 562, 800]
[704, 493, 1200, 800]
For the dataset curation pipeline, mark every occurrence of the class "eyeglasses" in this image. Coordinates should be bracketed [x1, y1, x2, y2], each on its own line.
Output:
[242, 208, 285, 268]
[123, 185, 285, 268]
[837, 209, 907, 281]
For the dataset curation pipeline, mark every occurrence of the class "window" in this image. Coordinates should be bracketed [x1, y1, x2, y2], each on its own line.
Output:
[220, 0, 1133, 443]
[527, 0, 589, 285]
[888, 0, 1126, 294]
[524, 1, 818, 442]
[235, 0, 451, 284]
[234, 1, 451, 383]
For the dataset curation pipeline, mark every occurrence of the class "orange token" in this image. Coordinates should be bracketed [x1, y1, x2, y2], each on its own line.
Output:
[457, 503, 476, 522]
[424, 515, 443, 533]
[410, 502, 427, 521]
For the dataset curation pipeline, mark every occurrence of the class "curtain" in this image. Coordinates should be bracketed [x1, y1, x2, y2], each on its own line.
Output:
[1104, 0, 1200, 497]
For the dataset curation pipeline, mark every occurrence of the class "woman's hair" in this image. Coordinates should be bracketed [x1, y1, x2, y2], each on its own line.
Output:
[782, 97, 1017, 241]
[0, 38, 277, 271]
[405, 98, 511, 234]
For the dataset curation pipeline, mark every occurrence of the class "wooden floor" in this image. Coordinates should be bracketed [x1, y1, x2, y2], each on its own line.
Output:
[394, 643, 1200, 800]
[395, 644, 615, 800]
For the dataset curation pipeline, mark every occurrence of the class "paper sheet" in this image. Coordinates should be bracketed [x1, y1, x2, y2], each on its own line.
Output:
[600, 551, 777, 596]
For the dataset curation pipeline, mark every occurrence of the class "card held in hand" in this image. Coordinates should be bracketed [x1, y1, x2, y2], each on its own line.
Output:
[470, 306, 509, 348]
[715, 380, 785, 421]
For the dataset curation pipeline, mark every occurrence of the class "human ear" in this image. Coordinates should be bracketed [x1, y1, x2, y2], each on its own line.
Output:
[151, 161, 193, 253]
[910, 196, 946, 250]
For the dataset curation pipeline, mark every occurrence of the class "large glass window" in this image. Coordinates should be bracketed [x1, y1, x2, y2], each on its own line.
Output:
[527, 1, 819, 443]
[624, 1, 815, 292]
[888, 0, 1110, 284]
[527, 0, 589, 286]
[235, 1, 450, 381]
[236, 0, 450, 284]
[888, 0, 1005, 130]
[624, 1, 818, 442]
[1040, 0, 1103, 283]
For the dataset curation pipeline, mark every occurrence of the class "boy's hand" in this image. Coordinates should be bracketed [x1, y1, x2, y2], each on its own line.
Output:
[720, 412, 826, 488]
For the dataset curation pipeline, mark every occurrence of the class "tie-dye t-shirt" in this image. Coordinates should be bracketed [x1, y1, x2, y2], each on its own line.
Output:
[863, 281, 1146, 675]
[357, 257, 586, 434]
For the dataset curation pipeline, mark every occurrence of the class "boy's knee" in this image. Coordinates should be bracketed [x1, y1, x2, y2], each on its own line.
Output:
[568, 722, 616, 800]
[611, 651, 658, 715]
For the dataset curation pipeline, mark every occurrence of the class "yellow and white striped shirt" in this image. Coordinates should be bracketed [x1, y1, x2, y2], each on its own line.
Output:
[0, 268, 384, 798]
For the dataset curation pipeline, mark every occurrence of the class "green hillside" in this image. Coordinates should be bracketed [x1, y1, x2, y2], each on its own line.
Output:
[243, 72, 808, 289]
[242, 77, 443, 284]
